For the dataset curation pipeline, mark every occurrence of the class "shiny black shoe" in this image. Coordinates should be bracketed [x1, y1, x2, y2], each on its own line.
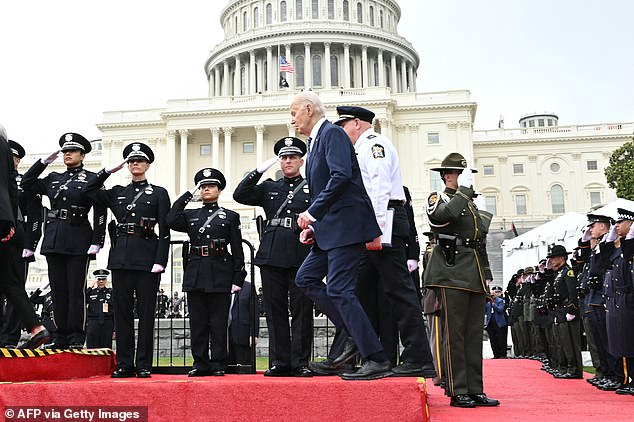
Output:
[18, 329, 51, 350]
[68, 343, 85, 350]
[308, 360, 353, 376]
[615, 384, 634, 395]
[450, 394, 476, 408]
[210, 369, 225, 376]
[392, 362, 437, 378]
[136, 369, 152, 378]
[264, 365, 293, 377]
[188, 368, 211, 377]
[332, 337, 359, 366]
[470, 393, 500, 407]
[292, 366, 313, 377]
[340, 359, 392, 381]
[44, 342, 69, 350]
[111, 368, 136, 378]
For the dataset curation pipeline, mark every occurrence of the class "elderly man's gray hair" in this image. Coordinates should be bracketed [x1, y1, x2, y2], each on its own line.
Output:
[293, 91, 326, 116]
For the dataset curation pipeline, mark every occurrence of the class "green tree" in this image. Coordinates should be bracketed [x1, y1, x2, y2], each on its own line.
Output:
[605, 137, 634, 200]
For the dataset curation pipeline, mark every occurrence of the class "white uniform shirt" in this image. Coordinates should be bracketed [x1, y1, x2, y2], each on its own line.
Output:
[354, 128, 406, 231]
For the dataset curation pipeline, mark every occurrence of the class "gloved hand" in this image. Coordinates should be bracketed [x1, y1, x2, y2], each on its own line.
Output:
[256, 156, 279, 173]
[473, 194, 486, 211]
[457, 168, 473, 189]
[87, 244, 101, 255]
[407, 259, 418, 273]
[105, 160, 128, 174]
[151, 264, 165, 273]
[22, 249, 35, 258]
[566, 313, 575, 322]
[41, 150, 61, 165]
[546, 258, 554, 270]
[605, 225, 618, 242]
[627, 223, 634, 240]
[231, 284, 242, 293]
[0, 221, 14, 243]
[581, 226, 592, 242]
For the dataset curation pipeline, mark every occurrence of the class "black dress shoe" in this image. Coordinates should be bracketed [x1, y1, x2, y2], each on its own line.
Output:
[292, 366, 313, 377]
[340, 359, 392, 381]
[188, 368, 211, 377]
[332, 337, 359, 366]
[450, 395, 476, 408]
[44, 342, 69, 350]
[392, 362, 437, 378]
[136, 369, 152, 378]
[264, 366, 293, 377]
[470, 393, 500, 407]
[308, 360, 353, 376]
[111, 368, 136, 378]
[18, 329, 51, 350]
[615, 384, 634, 395]
[69, 343, 85, 350]
[210, 369, 225, 376]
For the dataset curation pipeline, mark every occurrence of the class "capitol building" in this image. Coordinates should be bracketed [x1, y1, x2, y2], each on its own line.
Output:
[22, 0, 633, 284]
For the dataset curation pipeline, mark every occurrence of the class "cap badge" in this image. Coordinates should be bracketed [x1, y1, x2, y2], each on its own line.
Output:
[460, 159, 467, 167]
[285, 138, 293, 146]
[203, 169, 212, 177]
[132, 143, 141, 151]
[65, 134, 73, 142]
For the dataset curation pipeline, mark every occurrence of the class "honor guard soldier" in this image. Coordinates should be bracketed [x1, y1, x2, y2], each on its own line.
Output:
[233, 136, 314, 377]
[333, 106, 435, 377]
[21, 133, 106, 349]
[84, 142, 170, 378]
[167, 168, 247, 377]
[85, 269, 114, 349]
[423, 152, 499, 408]
[0, 140, 43, 347]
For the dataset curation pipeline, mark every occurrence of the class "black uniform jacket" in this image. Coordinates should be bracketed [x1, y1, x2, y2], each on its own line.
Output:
[17, 173, 43, 255]
[166, 193, 246, 293]
[21, 161, 106, 255]
[84, 170, 171, 271]
[233, 170, 310, 268]
[86, 287, 114, 320]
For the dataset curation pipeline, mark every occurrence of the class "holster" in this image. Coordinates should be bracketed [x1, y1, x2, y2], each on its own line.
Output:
[437, 233, 457, 266]
[107, 220, 117, 247]
[254, 215, 265, 240]
[182, 241, 189, 270]
[140, 217, 157, 234]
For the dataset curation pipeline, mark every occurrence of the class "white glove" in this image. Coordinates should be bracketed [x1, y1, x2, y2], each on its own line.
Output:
[105, 160, 128, 174]
[256, 156, 279, 173]
[626, 223, 634, 240]
[231, 284, 242, 293]
[41, 150, 61, 165]
[581, 226, 592, 242]
[605, 225, 618, 242]
[566, 313, 575, 322]
[151, 264, 165, 273]
[0, 124, 6, 141]
[473, 195, 486, 211]
[457, 168, 473, 189]
[407, 259, 418, 273]
[87, 244, 101, 255]
[22, 249, 35, 258]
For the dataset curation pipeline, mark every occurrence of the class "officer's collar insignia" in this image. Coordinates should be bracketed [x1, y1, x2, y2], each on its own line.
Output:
[132, 143, 141, 151]
[203, 169, 212, 177]
[145, 186, 154, 195]
[65, 134, 73, 142]
[371, 144, 385, 159]
[219, 211, 227, 219]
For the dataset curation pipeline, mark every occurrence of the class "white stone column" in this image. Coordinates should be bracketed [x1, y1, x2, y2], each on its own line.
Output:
[284, 44, 294, 91]
[223, 60, 230, 96]
[234, 55, 241, 96]
[377, 49, 385, 87]
[390, 54, 397, 92]
[400, 58, 407, 93]
[408, 65, 415, 93]
[166, 131, 176, 195]
[361, 45, 369, 88]
[266, 46, 273, 92]
[214, 66, 221, 97]
[255, 125, 265, 164]
[343, 43, 351, 88]
[208, 69, 214, 98]
[304, 42, 312, 88]
[179, 130, 189, 194]
[211, 128, 220, 168]
[324, 42, 332, 89]
[287, 123, 296, 137]
[249, 50, 256, 94]
[223, 127, 233, 189]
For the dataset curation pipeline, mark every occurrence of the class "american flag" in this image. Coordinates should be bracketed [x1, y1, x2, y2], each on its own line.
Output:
[279, 56, 295, 73]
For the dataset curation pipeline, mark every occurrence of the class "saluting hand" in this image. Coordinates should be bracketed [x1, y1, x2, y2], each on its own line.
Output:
[41, 149, 61, 165]
[105, 160, 128, 174]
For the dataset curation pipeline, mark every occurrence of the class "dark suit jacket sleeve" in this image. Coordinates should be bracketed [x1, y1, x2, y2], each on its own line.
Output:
[0, 140, 15, 224]
[403, 187, 420, 260]
[233, 170, 265, 206]
[307, 125, 353, 221]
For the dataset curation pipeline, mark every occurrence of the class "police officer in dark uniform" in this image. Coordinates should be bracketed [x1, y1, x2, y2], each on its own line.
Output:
[167, 168, 246, 377]
[83, 142, 170, 378]
[21, 133, 106, 349]
[85, 269, 114, 348]
[156, 289, 169, 318]
[0, 140, 43, 347]
[233, 137, 313, 377]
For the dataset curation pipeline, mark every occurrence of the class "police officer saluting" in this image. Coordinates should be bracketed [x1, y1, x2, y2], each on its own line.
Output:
[85, 269, 114, 349]
[21, 133, 106, 349]
[84, 142, 170, 378]
[233, 137, 313, 377]
[167, 168, 247, 377]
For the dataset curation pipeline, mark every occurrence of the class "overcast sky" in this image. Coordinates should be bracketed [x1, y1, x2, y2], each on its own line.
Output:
[2, 0, 633, 153]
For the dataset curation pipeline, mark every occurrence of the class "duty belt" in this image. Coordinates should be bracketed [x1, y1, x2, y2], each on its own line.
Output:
[48, 208, 87, 221]
[268, 217, 294, 228]
[190, 239, 227, 257]
[116, 223, 150, 236]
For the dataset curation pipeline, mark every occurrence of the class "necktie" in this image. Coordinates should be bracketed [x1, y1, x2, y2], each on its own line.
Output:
[306, 137, 312, 153]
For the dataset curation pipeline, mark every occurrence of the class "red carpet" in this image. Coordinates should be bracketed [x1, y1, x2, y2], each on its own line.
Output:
[425, 359, 634, 421]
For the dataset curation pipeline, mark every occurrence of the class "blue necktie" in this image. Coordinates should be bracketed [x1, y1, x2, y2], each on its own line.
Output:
[306, 137, 312, 153]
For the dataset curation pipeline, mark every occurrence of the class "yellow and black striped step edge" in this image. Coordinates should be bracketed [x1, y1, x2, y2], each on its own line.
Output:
[0, 348, 113, 358]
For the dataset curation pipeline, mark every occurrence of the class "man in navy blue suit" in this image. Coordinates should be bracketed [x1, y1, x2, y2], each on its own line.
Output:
[290, 92, 391, 380]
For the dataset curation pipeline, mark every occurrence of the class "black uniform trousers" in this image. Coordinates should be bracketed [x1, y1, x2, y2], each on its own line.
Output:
[46, 254, 90, 345]
[260, 265, 313, 369]
[111, 270, 159, 371]
[1, 258, 29, 346]
[356, 235, 433, 365]
[187, 291, 231, 371]
[588, 304, 621, 380]
[86, 318, 114, 349]
[486, 320, 508, 358]
[437, 287, 486, 396]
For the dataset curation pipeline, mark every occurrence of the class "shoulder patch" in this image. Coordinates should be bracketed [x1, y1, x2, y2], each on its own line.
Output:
[567, 269, 575, 277]
[371, 144, 385, 158]
[428, 193, 439, 207]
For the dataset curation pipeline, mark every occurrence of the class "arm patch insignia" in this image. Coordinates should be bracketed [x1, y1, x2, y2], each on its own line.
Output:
[371, 144, 385, 158]
[567, 270, 575, 278]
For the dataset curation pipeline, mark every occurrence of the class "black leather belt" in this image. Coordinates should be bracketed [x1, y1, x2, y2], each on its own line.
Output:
[388, 200, 405, 207]
[190, 239, 227, 257]
[116, 223, 147, 236]
[48, 208, 87, 220]
[268, 217, 294, 228]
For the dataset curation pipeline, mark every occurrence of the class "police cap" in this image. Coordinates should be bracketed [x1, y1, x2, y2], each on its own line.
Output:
[8, 140, 25, 159]
[334, 106, 375, 125]
[491, 285, 503, 292]
[274, 137, 306, 157]
[586, 213, 612, 226]
[93, 269, 110, 279]
[123, 142, 154, 163]
[615, 207, 634, 222]
[194, 168, 226, 190]
[59, 133, 92, 153]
